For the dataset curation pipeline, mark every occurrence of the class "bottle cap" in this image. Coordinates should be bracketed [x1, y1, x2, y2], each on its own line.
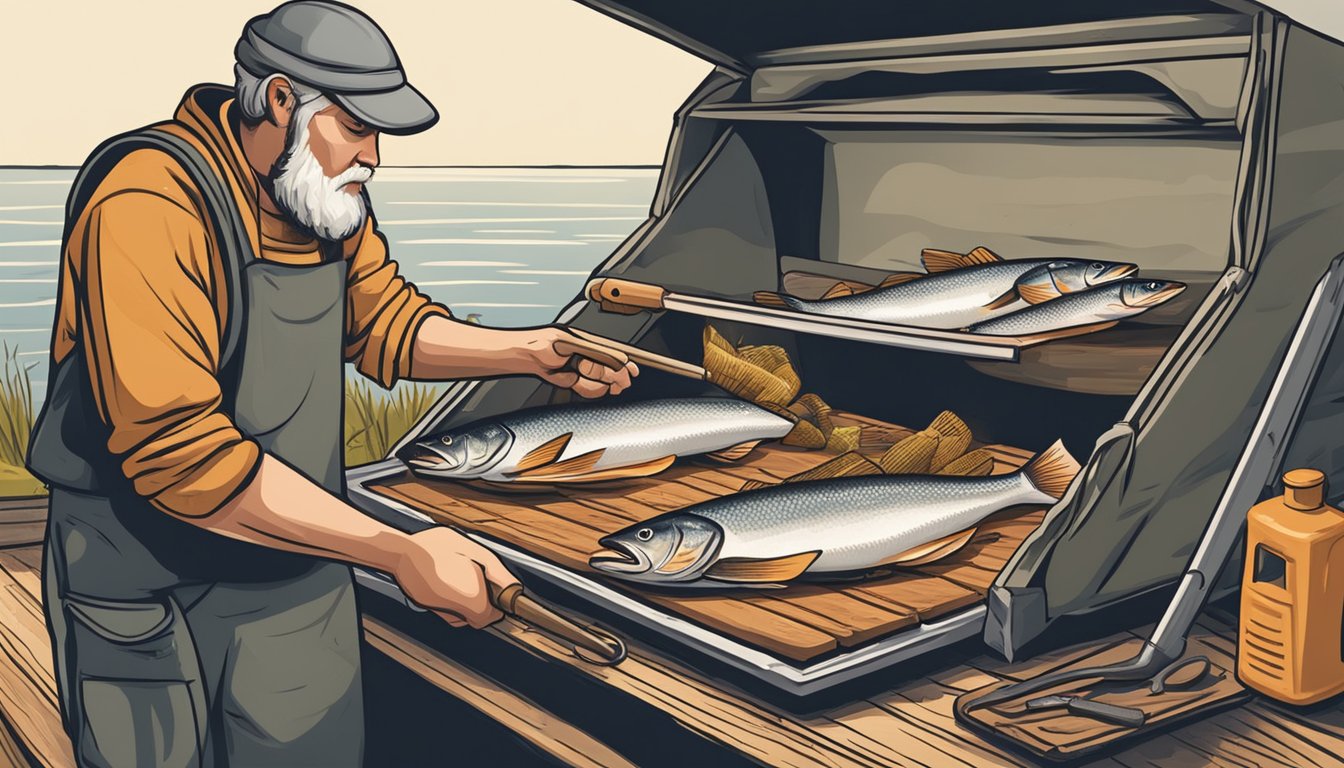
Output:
[1283, 468, 1326, 510]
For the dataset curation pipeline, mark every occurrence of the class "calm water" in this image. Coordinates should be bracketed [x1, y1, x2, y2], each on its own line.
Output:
[0, 167, 658, 403]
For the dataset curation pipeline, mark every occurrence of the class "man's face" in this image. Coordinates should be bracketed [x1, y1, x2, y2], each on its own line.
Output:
[270, 97, 381, 241]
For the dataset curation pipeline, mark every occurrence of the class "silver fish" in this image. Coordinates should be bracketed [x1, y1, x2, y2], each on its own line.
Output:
[967, 279, 1186, 336]
[759, 259, 1136, 329]
[401, 398, 794, 484]
[590, 441, 1080, 586]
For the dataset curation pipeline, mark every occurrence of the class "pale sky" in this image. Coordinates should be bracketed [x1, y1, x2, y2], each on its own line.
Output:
[2, 1, 714, 166]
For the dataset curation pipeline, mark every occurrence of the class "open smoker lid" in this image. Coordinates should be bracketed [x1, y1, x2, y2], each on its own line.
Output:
[576, 0, 1342, 68]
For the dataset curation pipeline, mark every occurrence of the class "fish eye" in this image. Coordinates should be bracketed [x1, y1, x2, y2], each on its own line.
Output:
[440, 436, 453, 445]
[1146, 281, 1160, 290]
[1091, 262, 1104, 269]
[636, 528, 653, 542]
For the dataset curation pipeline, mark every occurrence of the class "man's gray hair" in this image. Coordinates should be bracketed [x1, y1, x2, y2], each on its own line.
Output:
[234, 65, 330, 122]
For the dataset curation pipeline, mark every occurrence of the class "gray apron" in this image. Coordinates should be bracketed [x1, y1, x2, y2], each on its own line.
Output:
[29, 123, 363, 767]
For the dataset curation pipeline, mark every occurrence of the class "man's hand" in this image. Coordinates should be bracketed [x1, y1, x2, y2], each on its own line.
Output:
[522, 327, 639, 399]
[393, 526, 518, 629]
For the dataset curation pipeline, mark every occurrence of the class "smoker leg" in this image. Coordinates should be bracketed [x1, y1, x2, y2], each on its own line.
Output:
[984, 586, 1047, 662]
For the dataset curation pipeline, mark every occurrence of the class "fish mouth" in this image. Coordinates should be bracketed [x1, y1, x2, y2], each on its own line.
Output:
[1137, 282, 1187, 307]
[1101, 263, 1139, 282]
[402, 445, 459, 473]
[589, 537, 652, 574]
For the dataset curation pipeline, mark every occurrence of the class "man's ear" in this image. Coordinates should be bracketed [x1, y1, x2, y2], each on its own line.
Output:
[266, 77, 296, 129]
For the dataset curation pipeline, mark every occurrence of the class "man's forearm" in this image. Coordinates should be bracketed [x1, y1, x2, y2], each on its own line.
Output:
[188, 453, 413, 574]
[407, 314, 532, 380]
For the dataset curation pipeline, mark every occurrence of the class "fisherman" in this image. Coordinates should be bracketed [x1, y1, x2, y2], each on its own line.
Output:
[26, 2, 637, 765]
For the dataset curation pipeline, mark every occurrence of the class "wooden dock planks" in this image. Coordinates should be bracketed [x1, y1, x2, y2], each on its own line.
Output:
[372, 412, 1045, 664]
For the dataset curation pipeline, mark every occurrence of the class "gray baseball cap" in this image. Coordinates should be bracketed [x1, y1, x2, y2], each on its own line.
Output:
[235, 1, 438, 135]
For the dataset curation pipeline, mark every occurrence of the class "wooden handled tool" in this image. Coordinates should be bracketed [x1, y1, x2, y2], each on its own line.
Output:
[489, 582, 628, 666]
[566, 327, 710, 382]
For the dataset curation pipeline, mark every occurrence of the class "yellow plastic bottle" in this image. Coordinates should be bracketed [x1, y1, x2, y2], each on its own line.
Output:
[1239, 468, 1344, 704]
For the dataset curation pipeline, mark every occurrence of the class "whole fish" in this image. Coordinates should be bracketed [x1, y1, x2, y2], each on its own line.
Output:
[401, 398, 794, 484]
[590, 441, 1080, 586]
[967, 279, 1186, 336]
[755, 254, 1136, 329]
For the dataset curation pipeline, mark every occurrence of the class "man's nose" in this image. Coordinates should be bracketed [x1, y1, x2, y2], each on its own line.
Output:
[356, 134, 380, 169]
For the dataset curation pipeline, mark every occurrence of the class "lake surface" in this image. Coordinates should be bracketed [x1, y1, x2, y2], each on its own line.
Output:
[0, 167, 658, 403]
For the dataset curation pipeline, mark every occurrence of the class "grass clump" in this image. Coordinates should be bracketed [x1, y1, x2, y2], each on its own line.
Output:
[0, 344, 45, 497]
[345, 378, 441, 467]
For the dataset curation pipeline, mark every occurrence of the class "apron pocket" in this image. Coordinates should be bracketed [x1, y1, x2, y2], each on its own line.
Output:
[66, 596, 172, 644]
[78, 676, 201, 768]
[63, 594, 205, 768]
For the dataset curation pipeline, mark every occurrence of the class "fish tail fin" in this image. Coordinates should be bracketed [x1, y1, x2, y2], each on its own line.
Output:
[753, 291, 798, 309]
[1022, 440, 1081, 500]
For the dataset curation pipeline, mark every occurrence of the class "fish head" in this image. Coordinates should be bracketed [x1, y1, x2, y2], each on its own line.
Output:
[401, 423, 514, 477]
[1016, 260, 1138, 303]
[589, 515, 722, 583]
[1120, 279, 1187, 308]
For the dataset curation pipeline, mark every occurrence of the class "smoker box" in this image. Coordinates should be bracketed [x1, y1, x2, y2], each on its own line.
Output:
[348, 1, 1344, 697]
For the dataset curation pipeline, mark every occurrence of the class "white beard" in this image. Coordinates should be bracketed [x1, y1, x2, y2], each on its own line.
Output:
[271, 101, 373, 242]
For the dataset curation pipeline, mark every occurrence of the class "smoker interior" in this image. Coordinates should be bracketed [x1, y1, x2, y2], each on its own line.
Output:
[369, 15, 1252, 680]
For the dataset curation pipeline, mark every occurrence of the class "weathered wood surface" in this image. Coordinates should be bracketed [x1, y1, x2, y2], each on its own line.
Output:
[5, 532, 1344, 765]
[363, 616, 636, 768]
[373, 411, 1045, 664]
[0, 498, 47, 551]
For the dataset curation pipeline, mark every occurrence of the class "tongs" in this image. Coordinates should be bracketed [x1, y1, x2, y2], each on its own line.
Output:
[358, 570, 627, 666]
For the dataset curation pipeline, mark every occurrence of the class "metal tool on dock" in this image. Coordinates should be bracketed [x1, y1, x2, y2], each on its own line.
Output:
[1023, 695, 1148, 728]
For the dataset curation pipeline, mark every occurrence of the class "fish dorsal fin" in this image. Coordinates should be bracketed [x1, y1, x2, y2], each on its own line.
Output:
[514, 433, 573, 472]
[883, 529, 978, 567]
[937, 448, 995, 477]
[966, 246, 1002, 264]
[983, 288, 1021, 310]
[878, 272, 923, 288]
[739, 479, 771, 492]
[1016, 281, 1059, 305]
[878, 429, 938, 474]
[821, 283, 855, 300]
[787, 452, 883, 484]
[753, 291, 789, 308]
[927, 411, 973, 472]
[922, 247, 1002, 273]
[706, 440, 763, 463]
[1022, 439, 1081, 499]
[705, 551, 821, 583]
[921, 249, 967, 273]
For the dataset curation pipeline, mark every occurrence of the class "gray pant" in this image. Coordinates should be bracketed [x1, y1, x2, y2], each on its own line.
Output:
[43, 493, 365, 767]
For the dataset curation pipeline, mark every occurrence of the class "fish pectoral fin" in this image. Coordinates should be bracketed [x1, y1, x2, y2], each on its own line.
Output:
[983, 288, 1021, 310]
[922, 246, 1002, 272]
[706, 441, 763, 463]
[877, 272, 923, 288]
[705, 551, 822, 583]
[883, 529, 979, 567]
[512, 454, 675, 484]
[1016, 282, 1058, 305]
[514, 433, 573, 472]
[510, 448, 605, 479]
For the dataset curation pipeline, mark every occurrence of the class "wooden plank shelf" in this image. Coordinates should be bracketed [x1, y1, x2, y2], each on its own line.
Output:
[368, 411, 1046, 666]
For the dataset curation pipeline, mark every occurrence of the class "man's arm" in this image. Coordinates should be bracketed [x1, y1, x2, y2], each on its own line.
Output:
[203, 453, 512, 628]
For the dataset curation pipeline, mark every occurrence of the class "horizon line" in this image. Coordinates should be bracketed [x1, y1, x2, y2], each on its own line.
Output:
[0, 163, 664, 171]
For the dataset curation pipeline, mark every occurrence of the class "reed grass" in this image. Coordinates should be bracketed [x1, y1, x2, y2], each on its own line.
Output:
[0, 344, 45, 497]
[344, 378, 441, 467]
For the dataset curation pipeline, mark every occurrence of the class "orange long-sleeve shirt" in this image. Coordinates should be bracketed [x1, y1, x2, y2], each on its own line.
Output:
[51, 85, 450, 518]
